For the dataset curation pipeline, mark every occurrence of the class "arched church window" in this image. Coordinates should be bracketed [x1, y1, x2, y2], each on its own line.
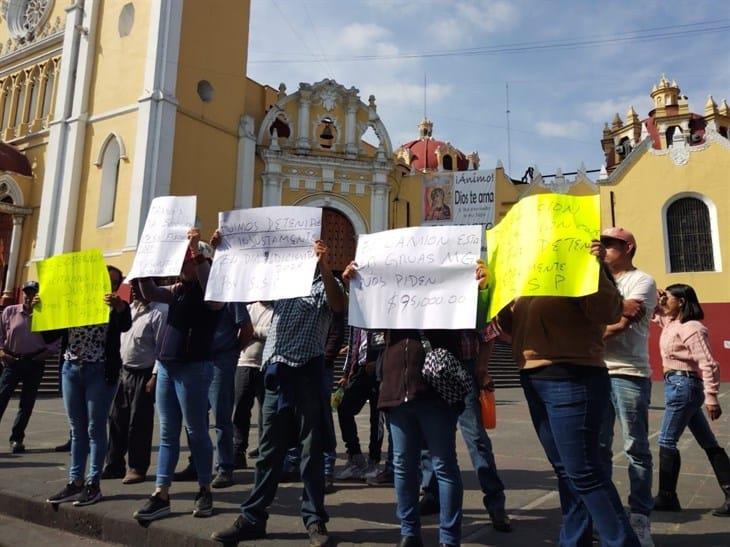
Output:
[270, 116, 290, 139]
[26, 68, 40, 125]
[0, 80, 11, 130]
[317, 117, 336, 149]
[41, 64, 55, 119]
[442, 154, 453, 171]
[12, 73, 27, 129]
[665, 126, 681, 147]
[97, 137, 121, 227]
[719, 126, 728, 139]
[666, 197, 715, 272]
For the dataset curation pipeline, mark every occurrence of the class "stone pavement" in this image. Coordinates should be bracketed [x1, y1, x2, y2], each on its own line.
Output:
[0, 384, 727, 546]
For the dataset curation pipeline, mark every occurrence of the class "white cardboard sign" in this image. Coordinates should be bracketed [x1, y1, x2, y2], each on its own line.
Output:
[127, 196, 197, 280]
[205, 206, 322, 302]
[348, 225, 482, 329]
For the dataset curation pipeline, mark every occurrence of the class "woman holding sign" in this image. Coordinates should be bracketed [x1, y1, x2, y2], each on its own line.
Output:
[132, 229, 224, 523]
[496, 241, 640, 547]
[46, 266, 132, 507]
[342, 261, 489, 547]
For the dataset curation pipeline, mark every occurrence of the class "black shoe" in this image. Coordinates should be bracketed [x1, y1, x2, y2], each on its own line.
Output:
[133, 493, 170, 522]
[54, 439, 71, 452]
[324, 474, 336, 495]
[73, 482, 102, 506]
[653, 490, 682, 511]
[101, 466, 125, 480]
[306, 521, 331, 547]
[280, 469, 300, 482]
[488, 509, 513, 532]
[173, 463, 198, 482]
[193, 487, 213, 517]
[211, 470, 234, 489]
[247, 447, 259, 459]
[418, 493, 439, 516]
[10, 441, 25, 454]
[47, 481, 84, 504]
[211, 515, 266, 543]
[397, 536, 424, 547]
[233, 452, 248, 470]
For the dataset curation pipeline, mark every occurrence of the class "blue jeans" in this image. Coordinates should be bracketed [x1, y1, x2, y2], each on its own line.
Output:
[62, 361, 117, 483]
[242, 357, 328, 528]
[389, 399, 463, 545]
[598, 375, 653, 516]
[521, 370, 639, 547]
[422, 359, 506, 514]
[156, 360, 214, 487]
[210, 352, 238, 473]
[658, 374, 719, 451]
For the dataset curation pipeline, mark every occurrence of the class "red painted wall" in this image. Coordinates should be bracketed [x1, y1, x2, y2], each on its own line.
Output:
[649, 302, 730, 381]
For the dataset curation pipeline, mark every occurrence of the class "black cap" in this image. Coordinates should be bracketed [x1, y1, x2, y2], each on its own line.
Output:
[22, 280, 39, 293]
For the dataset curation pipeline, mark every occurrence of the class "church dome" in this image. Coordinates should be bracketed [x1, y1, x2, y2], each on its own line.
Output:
[396, 119, 472, 172]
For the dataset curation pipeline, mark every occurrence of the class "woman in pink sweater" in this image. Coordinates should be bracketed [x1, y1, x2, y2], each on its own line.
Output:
[653, 283, 729, 517]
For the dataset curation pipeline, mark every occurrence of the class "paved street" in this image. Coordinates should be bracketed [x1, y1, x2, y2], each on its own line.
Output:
[0, 383, 727, 546]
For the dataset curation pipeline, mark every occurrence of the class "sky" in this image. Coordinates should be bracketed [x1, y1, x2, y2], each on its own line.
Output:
[246, 0, 730, 179]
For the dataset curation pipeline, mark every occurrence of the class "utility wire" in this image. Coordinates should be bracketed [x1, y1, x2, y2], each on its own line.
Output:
[250, 20, 730, 64]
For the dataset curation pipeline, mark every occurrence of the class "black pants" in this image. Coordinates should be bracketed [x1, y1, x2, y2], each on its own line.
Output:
[337, 370, 382, 462]
[233, 366, 264, 454]
[0, 358, 45, 443]
[106, 367, 155, 474]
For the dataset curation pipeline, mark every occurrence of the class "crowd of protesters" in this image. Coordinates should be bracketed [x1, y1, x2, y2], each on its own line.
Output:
[0, 222, 727, 547]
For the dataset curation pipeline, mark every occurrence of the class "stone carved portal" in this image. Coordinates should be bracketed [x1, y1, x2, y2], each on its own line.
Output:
[321, 207, 356, 273]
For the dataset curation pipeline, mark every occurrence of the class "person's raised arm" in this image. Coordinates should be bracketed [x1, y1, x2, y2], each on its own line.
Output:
[138, 277, 175, 305]
[187, 228, 223, 311]
[315, 240, 345, 313]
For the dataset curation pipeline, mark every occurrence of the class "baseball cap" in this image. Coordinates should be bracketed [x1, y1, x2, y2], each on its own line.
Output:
[22, 280, 39, 293]
[601, 227, 637, 249]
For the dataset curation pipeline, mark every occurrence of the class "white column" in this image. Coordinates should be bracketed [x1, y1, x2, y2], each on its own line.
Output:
[345, 94, 359, 158]
[370, 171, 390, 232]
[33, 1, 87, 258]
[3, 215, 23, 297]
[235, 115, 256, 209]
[296, 85, 312, 153]
[52, 0, 102, 254]
[125, 0, 183, 249]
[262, 168, 283, 207]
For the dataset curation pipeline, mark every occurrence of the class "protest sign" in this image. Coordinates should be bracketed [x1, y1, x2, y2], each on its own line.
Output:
[32, 249, 111, 331]
[126, 196, 196, 280]
[485, 193, 601, 319]
[423, 170, 496, 227]
[348, 225, 482, 330]
[205, 206, 322, 302]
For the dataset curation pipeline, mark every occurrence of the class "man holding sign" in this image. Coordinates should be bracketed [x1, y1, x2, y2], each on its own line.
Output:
[213, 235, 344, 547]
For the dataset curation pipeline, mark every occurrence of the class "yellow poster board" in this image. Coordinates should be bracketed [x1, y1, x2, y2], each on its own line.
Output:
[486, 193, 601, 319]
[32, 249, 111, 332]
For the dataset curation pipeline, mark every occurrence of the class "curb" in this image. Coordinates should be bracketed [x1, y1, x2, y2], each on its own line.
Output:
[0, 488, 218, 547]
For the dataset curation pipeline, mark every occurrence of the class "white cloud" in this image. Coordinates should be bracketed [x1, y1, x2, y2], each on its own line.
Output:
[372, 82, 453, 108]
[582, 95, 652, 123]
[339, 22, 392, 52]
[535, 120, 588, 138]
[456, 0, 519, 33]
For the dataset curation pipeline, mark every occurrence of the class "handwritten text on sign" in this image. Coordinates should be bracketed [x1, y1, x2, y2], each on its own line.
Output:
[32, 249, 111, 331]
[485, 193, 601, 319]
[127, 195, 197, 280]
[205, 206, 322, 302]
[348, 225, 482, 330]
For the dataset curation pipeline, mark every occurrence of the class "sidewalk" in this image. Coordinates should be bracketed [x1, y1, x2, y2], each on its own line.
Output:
[0, 384, 727, 546]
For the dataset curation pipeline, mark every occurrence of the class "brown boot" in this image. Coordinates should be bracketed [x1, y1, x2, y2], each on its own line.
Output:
[122, 469, 146, 484]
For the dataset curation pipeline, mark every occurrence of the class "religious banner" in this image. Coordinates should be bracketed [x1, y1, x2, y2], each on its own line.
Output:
[423, 169, 496, 227]
[205, 206, 322, 302]
[32, 249, 111, 331]
[348, 225, 482, 330]
[485, 193, 601, 319]
[126, 196, 197, 280]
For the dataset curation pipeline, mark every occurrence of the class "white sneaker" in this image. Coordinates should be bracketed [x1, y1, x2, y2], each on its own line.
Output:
[363, 462, 380, 480]
[629, 513, 654, 547]
[334, 454, 367, 481]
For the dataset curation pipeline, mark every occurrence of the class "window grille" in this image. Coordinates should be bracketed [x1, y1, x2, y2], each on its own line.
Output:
[666, 197, 714, 272]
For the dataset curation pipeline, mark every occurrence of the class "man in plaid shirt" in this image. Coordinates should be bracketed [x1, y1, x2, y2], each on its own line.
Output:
[213, 240, 344, 547]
